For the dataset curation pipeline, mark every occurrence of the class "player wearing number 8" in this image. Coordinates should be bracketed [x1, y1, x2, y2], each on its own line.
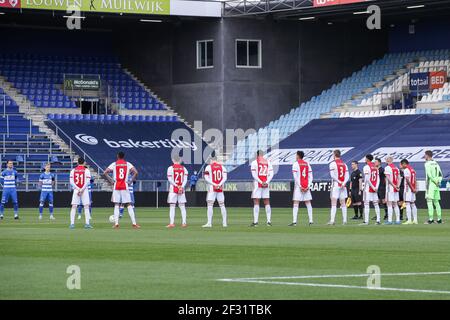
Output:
[69, 157, 92, 229]
[328, 150, 349, 225]
[103, 152, 140, 229]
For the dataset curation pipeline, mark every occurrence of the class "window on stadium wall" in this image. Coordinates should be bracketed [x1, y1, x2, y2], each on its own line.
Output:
[196, 40, 214, 69]
[236, 39, 262, 68]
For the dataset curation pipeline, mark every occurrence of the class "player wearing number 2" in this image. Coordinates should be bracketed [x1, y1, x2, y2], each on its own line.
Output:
[328, 149, 349, 225]
[289, 151, 313, 226]
[166, 155, 189, 228]
[69, 157, 92, 229]
[250, 150, 274, 227]
[202, 154, 228, 228]
[103, 151, 140, 229]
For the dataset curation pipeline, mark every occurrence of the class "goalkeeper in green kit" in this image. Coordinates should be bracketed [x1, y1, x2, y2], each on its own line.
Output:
[424, 150, 443, 224]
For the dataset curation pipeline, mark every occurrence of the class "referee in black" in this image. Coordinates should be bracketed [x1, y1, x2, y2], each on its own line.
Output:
[349, 161, 364, 219]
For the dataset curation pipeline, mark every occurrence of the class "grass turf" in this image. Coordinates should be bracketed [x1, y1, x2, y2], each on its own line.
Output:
[0, 206, 449, 300]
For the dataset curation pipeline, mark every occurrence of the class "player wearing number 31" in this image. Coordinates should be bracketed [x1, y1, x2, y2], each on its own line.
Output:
[328, 150, 349, 225]
[69, 157, 92, 229]
[103, 151, 140, 229]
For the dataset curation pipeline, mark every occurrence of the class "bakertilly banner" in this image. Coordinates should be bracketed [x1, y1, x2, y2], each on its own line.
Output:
[0, 0, 170, 15]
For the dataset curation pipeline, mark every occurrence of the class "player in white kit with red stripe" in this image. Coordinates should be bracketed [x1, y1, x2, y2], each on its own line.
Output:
[166, 155, 188, 228]
[250, 150, 274, 227]
[202, 154, 228, 228]
[400, 159, 418, 225]
[361, 154, 381, 225]
[289, 150, 313, 226]
[103, 151, 140, 229]
[69, 157, 92, 229]
[384, 156, 401, 225]
[328, 149, 349, 225]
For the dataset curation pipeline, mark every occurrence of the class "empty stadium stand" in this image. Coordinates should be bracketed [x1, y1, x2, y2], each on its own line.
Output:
[0, 53, 167, 112]
[0, 89, 77, 191]
[228, 114, 450, 181]
[225, 49, 450, 169]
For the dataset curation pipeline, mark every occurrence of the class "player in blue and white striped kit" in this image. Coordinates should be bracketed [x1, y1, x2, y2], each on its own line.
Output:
[38, 163, 55, 220]
[0, 160, 19, 220]
[119, 180, 135, 219]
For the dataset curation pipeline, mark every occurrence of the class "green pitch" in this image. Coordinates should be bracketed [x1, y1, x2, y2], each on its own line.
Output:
[0, 207, 449, 300]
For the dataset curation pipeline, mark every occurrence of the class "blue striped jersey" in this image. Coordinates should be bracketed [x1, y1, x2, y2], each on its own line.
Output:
[1, 169, 18, 189]
[39, 172, 55, 192]
[128, 182, 134, 194]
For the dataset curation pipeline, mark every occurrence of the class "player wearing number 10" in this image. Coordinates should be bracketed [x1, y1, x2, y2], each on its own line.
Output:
[69, 157, 92, 229]
[202, 154, 228, 228]
[103, 151, 140, 229]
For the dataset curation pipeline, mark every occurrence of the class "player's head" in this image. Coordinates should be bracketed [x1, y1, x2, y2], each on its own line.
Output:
[374, 158, 382, 167]
[385, 156, 393, 164]
[424, 150, 433, 160]
[117, 151, 125, 160]
[7, 160, 13, 169]
[172, 154, 181, 164]
[333, 149, 341, 159]
[45, 163, 51, 172]
[77, 157, 85, 165]
[351, 161, 358, 170]
[296, 150, 304, 160]
[400, 159, 409, 169]
[365, 154, 373, 163]
[256, 150, 264, 158]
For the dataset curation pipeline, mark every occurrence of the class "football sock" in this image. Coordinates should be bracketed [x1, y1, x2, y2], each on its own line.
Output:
[374, 203, 380, 222]
[0, 203, 4, 215]
[387, 205, 393, 223]
[306, 202, 313, 223]
[253, 205, 259, 224]
[406, 203, 412, 222]
[265, 205, 271, 223]
[179, 204, 187, 225]
[292, 204, 299, 224]
[207, 205, 213, 225]
[114, 204, 120, 225]
[359, 204, 364, 216]
[49, 203, 54, 215]
[411, 203, 418, 222]
[434, 200, 442, 220]
[70, 207, 76, 225]
[427, 200, 434, 220]
[219, 204, 227, 226]
[341, 205, 347, 224]
[127, 205, 137, 225]
[169, 204, 176, 224]
[13, 203, 18, 217]
[84, 207, 91, 225]
[394, 204, 400, 223]
[353, 206, 359, 216]
[330, 205, 337, 223]
[39, 202, 44, 215]
[364, 204, 370, 223]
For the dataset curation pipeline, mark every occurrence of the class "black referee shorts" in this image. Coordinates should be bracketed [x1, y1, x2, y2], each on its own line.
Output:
[351, 189, 362, 203]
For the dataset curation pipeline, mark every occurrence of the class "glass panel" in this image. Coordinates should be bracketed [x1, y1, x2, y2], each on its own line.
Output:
[206, 41, 213, 67]
[236, 40, 248, 66]
[248, 41, 259, 67]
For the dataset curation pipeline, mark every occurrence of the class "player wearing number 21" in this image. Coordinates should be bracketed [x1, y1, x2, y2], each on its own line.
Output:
[328, 149, 349, 225]
[69, 157, 92, 229]
[103, 151, 140, 229]
[166, 155, 189, 228]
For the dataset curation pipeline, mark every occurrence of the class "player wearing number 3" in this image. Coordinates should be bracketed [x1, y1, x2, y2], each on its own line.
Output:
[328, 150, 349, 225]
[69, 157, 92, 229]
[202, 154, 228, 228]
[250, 150, 274, 227]
[103, 151, 140, 229]
[166, 155, 189, 228]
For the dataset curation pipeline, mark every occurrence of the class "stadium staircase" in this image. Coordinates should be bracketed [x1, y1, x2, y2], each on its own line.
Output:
[224, 49, 450, 171]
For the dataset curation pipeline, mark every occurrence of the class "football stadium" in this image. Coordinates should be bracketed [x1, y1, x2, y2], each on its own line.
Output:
[1, 0, 450, 306]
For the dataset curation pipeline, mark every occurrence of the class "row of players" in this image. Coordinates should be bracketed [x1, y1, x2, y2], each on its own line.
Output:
[0, 149, 444, 227]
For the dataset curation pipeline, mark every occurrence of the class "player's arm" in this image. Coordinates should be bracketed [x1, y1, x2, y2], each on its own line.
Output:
[220, 167, 228, 186]
[251, 162, 263, 185]
[385, 169, 395, 189]
[358, 174, 363, 194]
[308, 164, 313, 190]
[329, 163, 340, 185]
[292, 163, 300, 187]
[266, 162, 274, 184]
[405, 174, 415, 193]
[181, 168, 188, 189]
[130, 165, 138, 182]
[343, 165, 350, 187]
[203, 166, 213, 185]
[38, 174, 43, 189]
[167, 167, 177, 187]
[79, 170, 91, 193]
[69, 170, 80, 192]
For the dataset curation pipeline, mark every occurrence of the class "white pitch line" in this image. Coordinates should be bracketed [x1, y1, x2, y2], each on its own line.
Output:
[216, 271, 450, 295]
[218, 271, 450, 281]
[217, 279, 450, 295]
